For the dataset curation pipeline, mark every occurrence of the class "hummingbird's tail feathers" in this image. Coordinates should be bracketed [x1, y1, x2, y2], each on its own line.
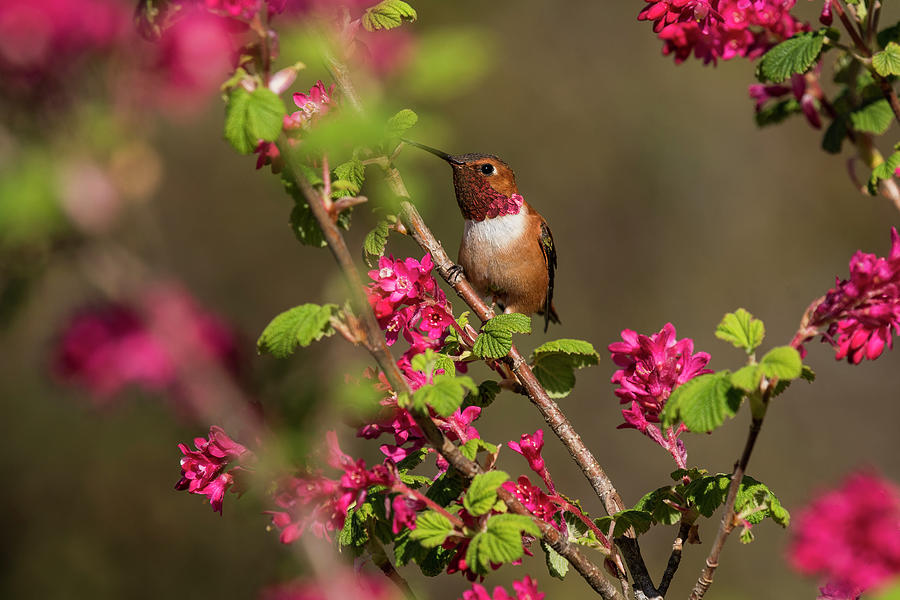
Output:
[540, 302, 561, 333]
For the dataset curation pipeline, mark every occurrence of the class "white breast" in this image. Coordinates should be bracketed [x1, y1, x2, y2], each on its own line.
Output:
[462, 211, 528, 252]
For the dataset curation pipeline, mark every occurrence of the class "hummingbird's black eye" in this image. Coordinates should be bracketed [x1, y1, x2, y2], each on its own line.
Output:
[480, 163, 495, 175]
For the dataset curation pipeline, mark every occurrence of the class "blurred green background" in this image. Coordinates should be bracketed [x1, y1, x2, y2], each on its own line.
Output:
[2, 1, 899, 599]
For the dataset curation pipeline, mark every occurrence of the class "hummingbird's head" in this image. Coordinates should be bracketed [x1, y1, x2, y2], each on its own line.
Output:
[403, 140, 520, 221]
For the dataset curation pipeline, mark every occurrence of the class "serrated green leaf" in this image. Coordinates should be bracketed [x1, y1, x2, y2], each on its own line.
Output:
[662, 372, 743, 433]
[759, 346, 802, 380]
[361, 0, 417, 31]
[873, 151, 900, 182]
[333, 158, 365, 197]
[396, 447, 429, 472]
[684, 474, 731, 517]
[530, 338, 598, 398]
[757, 30, 828, 83]
[224, 87, 286, 154]
[755, 98, 801, 127]
[715, 308, 765, 353]
[634, 486, 683, 526]
[460, 438, 498, 461]
[464, 471, 509, 516]
[427, 468, 467, 507]
[411, 374, 476, 417]
[541, 540, 569, 580]
[410, 510, 454, 548]
[338, 503, 371, 549]
[734, 475, 790, 528]
[257, 303, 337, 358]
[289, 200, 326, 247]
[851, 99, 893, 134]
[466, 514, 540, 574]
[731, 364, 761, 392]
[363, 217, 394, 267]
[612, 509, 653, 537]
[387, 108, 418, 138]
[801, 364, 816, 382]
[874, 43, 900, 76]
[472, 313, 531, 359]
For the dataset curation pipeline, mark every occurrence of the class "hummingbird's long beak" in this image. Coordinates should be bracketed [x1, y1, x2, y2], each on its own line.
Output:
[401, 139, 463, 165]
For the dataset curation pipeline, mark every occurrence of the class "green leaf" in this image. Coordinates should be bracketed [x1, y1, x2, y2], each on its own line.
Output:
[257, 303, 337, 358]
[851, 99, 893, 134]
[662, 372, 743, 433]
[409, 510, 454, 548]
[684, 474, 731, 517]
[427, 468, 467, 507]
[754, 98, 801, 127]
[338, 503, 371, 549]
[463, 471, 509, 516]
[872, 151, 900, 183]
[735, 475, 790, 528]
[611, 509, 654, 537]
[411, 374, 476, 417]
[361, 0, 417, 31]
[460, 438, 499, 461]
[332, 158, 365, 197]
[633, 486, 683, 526]
[530, 338, 599, 399]
[463, 380, 501, 409]
[731, 365, 761, 392]
[363, 215, 396, 267]
[821, 118, 848, 154]
[386, 109, 418, 138]
[759, 346, 802, 380]
[224, 87, 286, 154]
[472, 313, 532, 359]
[715, 308, 765, 353]
[757, 30, 828, 83]
[466, 514, 540, 574]
[541, 540, 569, 580]
[396, 447, 429, 472]
[873, 42, 900, 76]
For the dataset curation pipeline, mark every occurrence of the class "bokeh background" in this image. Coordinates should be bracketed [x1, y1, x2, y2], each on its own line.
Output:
[1, 1, 899, 599]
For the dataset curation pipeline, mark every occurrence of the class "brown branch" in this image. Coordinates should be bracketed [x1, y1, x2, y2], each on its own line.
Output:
[366, 523, 419, 600]
[279, 143, 623, 600]
[615, 536, 661, 600]
[657, 518, 693, 597]
[687, 414, 766, 600]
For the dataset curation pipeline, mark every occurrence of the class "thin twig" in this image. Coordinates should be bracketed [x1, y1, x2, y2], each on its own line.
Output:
[366, 523, 419, 600]
[279, 143, 624, 600]
[687, 414, 766, 600]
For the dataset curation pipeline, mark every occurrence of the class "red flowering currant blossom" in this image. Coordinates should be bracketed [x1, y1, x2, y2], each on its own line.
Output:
[175, 426, 252, 514]
[609, 323, 712, 467]
[788, 471, 900, 600]
[285, 80, 335, 130]
[258, 573, 400, 600]
[793, 228, 900, 364]
[461, 576, 545, 600]
[749, 69, 824, 129]
[508, 430, 555, 493]
[501, 476, 563, 531]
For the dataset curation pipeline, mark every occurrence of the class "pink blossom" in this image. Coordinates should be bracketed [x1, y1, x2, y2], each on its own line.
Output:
[390, 494, 424, 534]
[788, 471, 900, 598]
[749, 70, 823, 129]
[508, 430, 555, 492]
[286, 80, 335, 129]
[461, 576, 545, 600]
[501, 476, 562, 530]
[794, 228, 900, 364]
[205, 0, 262, 19]
[175, 426, 251, 514]
[259, 573, 398, 600]
[608, 323, 710, 466]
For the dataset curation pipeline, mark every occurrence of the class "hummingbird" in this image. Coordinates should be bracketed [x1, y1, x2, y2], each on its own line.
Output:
[404, 140, 560, 332]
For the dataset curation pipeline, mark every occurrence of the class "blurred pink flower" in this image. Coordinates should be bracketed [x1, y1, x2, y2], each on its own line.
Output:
[205, 0, 262, 19]
[789, 471, 900, 599]
[749, 70, 823, 129]
[259, 574, 399, 600]
[53, 283, 242, 407]
[462, 576, 545, 600]
[793, 227, 900, 363]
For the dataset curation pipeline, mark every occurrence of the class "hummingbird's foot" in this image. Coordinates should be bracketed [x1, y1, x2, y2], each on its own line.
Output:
[446, 264, 465, 284]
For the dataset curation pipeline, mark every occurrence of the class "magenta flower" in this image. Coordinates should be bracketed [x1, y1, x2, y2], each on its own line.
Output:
[508, 430, 554, 493]
[259, 573, 398, 600]
[461, 576, 545, 600]
[175, 426, 251, 514]
[390, 494, 424, 534]
[788, 471, 900, 599]
[749, 70, 823, 129]
[793, 228, 900, 364]
[204, 0, 262, 19]
[501, 476, 562, 530]
[286, 80, 335, 130]
[608, 323, 711, 467]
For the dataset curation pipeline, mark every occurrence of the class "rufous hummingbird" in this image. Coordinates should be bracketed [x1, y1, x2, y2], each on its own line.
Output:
[404, 140, 559, 332]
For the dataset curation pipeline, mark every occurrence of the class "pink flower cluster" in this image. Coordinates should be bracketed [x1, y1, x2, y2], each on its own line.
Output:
[53, 284, 241, 407]
[462, 576, 545, 600]
[266, 432, 420, 543]
[794, 228, 900, 364]
[175, 426, 252, 513]
[204, 0, 262, 19]
[508, 430, 555, 493]
[501, 476, 562, 530]
[638, 0, 806, 65]
[285, 80, 335, 130]
[789, 471, 900, 600]
[608, 323, 712, 467]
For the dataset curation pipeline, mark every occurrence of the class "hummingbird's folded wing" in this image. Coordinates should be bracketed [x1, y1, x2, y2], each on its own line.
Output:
[538, 220, 559, 332]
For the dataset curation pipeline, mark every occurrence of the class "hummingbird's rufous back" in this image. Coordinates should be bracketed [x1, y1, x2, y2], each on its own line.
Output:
[404, 140, 560, 332]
